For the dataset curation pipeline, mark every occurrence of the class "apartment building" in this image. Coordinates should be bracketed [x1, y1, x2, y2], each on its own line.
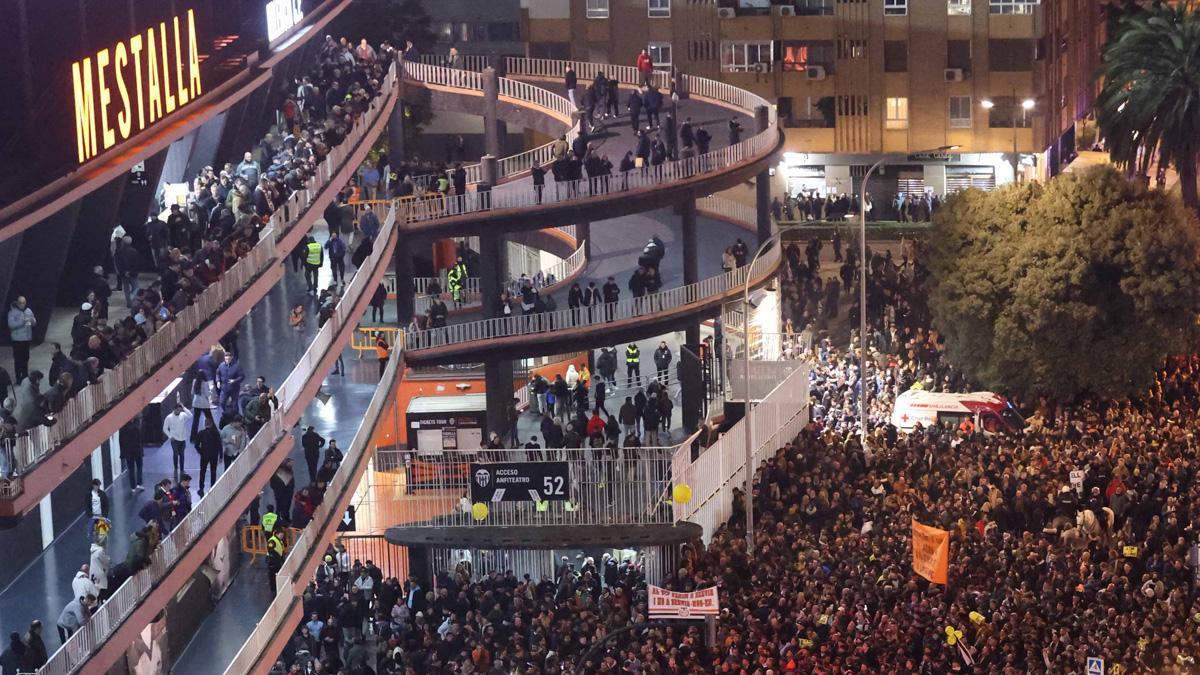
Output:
[525, 0, 1054, 208]
[1037, 0, 1106, 175]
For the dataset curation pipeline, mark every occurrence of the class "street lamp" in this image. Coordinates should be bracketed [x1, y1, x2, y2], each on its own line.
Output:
[981, 91, 1035, 182]
[741, 230, 784, 551]
[857, 145, 958, 454]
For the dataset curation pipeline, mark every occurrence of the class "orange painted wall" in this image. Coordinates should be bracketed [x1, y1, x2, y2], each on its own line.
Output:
[371, 352, 587, 449]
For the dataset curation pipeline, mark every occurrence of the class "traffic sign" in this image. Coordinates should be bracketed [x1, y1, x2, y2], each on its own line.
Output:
[470, 462, 571, 503]
[337, 505, 356, 532]
[1087, 656, 1104, 675]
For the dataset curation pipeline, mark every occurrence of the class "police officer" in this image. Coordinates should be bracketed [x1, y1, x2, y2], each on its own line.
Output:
[261, 504, 279, 536]
[446, 256, 468, 308]
[266, 528, 285, 595]
[625, 343, 641, 388]
[304, 235, 323, 293]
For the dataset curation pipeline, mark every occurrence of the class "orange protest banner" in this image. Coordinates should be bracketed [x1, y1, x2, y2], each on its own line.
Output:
[911, 519, 950, 584]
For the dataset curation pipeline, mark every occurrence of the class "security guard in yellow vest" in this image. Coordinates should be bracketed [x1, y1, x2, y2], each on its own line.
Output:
[261, 507, 278, 534]
[446, 257, 468, 308]
[266, 530, 285, 594]
[625, 343, 641, 388]
[304, 235, 323, 293]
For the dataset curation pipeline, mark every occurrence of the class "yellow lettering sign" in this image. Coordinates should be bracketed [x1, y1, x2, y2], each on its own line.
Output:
[71, 59, 98, 164]
[71, 10, 204, 163]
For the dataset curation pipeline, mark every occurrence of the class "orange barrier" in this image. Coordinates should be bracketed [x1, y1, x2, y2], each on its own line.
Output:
[240, 525, 303, 561]
[351, 326, 402, 359]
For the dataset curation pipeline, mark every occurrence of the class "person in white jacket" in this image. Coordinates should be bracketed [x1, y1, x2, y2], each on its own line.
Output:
[162, 402, 194, 479]
[90, 535, 111, 600]
[70, 565, 97, 603]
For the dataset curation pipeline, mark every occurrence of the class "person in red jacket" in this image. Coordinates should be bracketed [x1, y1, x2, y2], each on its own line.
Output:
[636, 49, 654, 86]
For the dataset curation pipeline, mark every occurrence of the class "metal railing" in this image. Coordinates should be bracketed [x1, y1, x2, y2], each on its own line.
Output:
[670, 364, 809, 542]
[4, 67, 400, 499]
[403, 243, 779, 351]
[223, 348, 404, 675]
[381, 446, 678, 528]
[417, 53, 493, 72]
[698, 195, 758, 226]
[39, 197, 403, 675]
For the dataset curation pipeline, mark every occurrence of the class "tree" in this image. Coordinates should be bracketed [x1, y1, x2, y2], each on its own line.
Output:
[926, 166, 1200, 401]
[1095, 2, 1200, 210]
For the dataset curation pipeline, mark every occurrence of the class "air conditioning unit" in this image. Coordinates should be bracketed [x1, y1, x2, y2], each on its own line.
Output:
[806, 65, 826, 81]
[753, 61, 769, 73]
[717, 7, 736, 19]
[944, 68, 965, 82]
[774, 5, 796, 16]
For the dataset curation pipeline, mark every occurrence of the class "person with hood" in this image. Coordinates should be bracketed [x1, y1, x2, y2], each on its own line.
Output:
[90, 534, 111, 601]
[7, 297, 35, 384]
[0, 631, 25, 675]
[13, 370, 45, 431]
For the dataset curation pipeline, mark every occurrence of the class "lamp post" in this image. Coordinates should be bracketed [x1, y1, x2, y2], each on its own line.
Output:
[857, 145, 958, 453]
[741, 231, 783, 551]
[981, 91, 1035, 183]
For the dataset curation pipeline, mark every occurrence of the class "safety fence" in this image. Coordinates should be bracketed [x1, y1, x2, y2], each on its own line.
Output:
[3, 66, 401, 501]
[39, 196, 403, 675]
[372, 446, 679, 528]
[670, 364, 810, 542]
[403, 242, 780, 352]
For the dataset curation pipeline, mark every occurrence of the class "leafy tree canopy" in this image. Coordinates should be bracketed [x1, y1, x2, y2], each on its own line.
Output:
[926, 165, 1200, 401]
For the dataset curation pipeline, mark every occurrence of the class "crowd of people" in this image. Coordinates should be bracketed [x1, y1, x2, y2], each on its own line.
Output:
[0, 31, 395, 667]
[0, 33, 391, 484]
[772, 189, 945, 224]
[269, 212, 1200, 673]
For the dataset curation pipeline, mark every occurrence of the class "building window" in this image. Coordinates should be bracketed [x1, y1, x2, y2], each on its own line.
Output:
[989, 0, 1040, 14]
[586, 0, 610, 19]
[949, 96, 972, 128]
[648, 0, 670, 18]
[885, 0, 907, 16]
[721, 41, 773, 72]
[884, 41, 907, 72]
[886, 97, 908, 129]
[838, 39, 866, 60]
[948, 0, 972, 15]
[648, 42, 672, 67]
[781, 41, 836, 73]
[795, 0, 834, 15]
[838, 95, 868, 117]
[947, 40, 972, 71]
[987, 96, 1033, 128]
[988, 39, 1034, 71]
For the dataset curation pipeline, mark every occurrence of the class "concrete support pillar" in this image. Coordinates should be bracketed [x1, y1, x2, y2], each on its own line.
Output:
[479, 230, 514, 442]
[483, 68, 502, 159]
[754, 105, 774, 245]
[481, 155, 498, 187]
[389, 67, 407, 162]
[680, 195, 703, 433]
[393, 236, 415, 325]
[576, 222, 591, 258]
[484, 359, 515, 446]
[39, 494, 53, 549]
[478, 232, 509, 320]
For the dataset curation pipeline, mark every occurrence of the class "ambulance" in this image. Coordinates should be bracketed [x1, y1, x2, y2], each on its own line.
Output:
[890, 390, 1025, 434]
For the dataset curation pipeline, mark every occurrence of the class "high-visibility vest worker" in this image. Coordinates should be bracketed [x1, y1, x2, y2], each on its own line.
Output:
[261, 510, 279, 534]
[306, 240, 323, 266]
[375, 337, 390, 360]
[446, 262, 467, 301]
[267, 532, 286, 557]
[626, 345, 640, 364]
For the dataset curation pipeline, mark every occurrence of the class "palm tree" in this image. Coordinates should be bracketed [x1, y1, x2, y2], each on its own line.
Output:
[1095, 2, 1200, 210]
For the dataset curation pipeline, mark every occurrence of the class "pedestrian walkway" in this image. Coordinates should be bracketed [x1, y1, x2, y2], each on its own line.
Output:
[0, 222, 390, 650]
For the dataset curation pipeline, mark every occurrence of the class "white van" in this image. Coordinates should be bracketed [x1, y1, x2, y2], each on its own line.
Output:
[890, 390, 1025, 434]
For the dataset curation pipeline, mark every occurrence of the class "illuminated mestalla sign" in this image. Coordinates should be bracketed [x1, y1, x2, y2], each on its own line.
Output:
[71, 9, 203, 164]
[266, 0, 304, 42]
